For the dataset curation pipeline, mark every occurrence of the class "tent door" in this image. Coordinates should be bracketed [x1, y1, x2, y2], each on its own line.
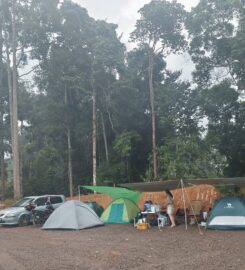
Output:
[108, 203, 124, 223]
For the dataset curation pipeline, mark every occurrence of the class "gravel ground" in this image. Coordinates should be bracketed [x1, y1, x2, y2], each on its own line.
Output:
[0, 224, 244, 270]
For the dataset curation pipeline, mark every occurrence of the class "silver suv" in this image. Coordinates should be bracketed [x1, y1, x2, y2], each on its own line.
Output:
[0, 195, 65, 226]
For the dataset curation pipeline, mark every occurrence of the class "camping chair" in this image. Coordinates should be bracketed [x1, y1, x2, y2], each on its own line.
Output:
[157, 211, 169, 230]
[157, 216, 168, 230]
[187, 200, 202, 225]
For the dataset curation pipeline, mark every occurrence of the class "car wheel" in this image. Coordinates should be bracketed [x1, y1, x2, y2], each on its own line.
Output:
[33, 212, 43, 226]
[18, 215, 30, 226]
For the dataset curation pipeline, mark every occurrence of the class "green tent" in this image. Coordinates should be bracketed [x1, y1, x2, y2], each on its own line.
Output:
[101, 198, 140, 224]
[81, 186, 141, 204]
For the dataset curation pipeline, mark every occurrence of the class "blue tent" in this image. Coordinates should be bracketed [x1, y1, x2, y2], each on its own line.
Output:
[207, 197, 245, 230]
[42, 200, 104, 230]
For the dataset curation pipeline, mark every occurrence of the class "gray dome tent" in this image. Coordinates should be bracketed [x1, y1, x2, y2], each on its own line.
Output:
[207, 197, 245, 230]
[42, 200, 104, 230]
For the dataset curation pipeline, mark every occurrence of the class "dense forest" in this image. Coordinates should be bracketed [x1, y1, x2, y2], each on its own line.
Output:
[0, 0, 244, 199]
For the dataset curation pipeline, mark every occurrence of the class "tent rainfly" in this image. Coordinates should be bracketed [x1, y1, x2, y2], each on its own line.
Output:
[120, 177, 245, 192]
[80, 185, 141, 204]
[207, 197, 245, 230]
[42, 200, 104, 230]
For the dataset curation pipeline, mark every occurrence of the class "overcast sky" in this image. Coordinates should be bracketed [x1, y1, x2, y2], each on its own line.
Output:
[73, 0, 200, 80]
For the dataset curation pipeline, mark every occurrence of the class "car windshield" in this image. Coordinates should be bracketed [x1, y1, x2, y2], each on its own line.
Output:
[12, 198, 34, 207]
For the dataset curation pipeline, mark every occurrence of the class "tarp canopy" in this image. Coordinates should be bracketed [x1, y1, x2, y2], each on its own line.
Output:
[42, 200, 104, 230]
[81, 186, 141, 204]
[120, 177, 245, 192]
[207, 196, 245, 230]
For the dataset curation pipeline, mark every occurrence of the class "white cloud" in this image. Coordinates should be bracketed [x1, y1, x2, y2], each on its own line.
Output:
[74, 0, 151, 45]
[73, 0, 200, 80]
[118, 0, 150, 44]
[178, 0, 199, 11]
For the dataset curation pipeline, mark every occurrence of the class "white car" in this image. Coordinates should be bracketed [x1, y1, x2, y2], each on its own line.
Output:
[0, 195, 65, 226]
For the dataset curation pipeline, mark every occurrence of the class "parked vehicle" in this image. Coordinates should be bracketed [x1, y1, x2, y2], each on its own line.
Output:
[32, 202, 55, 225]
[0, 195, 65, 226]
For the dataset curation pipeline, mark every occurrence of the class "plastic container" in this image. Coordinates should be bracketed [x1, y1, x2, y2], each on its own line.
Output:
[136, 223, 148, 230]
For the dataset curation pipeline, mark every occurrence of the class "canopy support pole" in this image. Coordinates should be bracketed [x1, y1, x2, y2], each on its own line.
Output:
[78, 186, 80, 201]
[180, 179, 203, 235]
[180, 179, 188, 230]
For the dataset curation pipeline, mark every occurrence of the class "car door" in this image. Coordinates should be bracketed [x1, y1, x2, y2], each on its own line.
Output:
[49, 196, 64, 209]
[33, 196, 48, 210]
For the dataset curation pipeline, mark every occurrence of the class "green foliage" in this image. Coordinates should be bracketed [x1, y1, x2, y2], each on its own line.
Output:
[131, 0, 187, 52]
[186, 0, 242, 86]
[216, 185, 242, 196]
[157, 71, 200, 137]
[1, 0, 245, 199]
[158, 136, 227, 179]
[200, 81, 245, 176]
[113, 131, 141, 159]
[97, 160, 126, 185]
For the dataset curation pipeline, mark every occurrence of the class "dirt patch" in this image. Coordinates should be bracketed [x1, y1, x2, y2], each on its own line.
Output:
[0, 224, 244, 270]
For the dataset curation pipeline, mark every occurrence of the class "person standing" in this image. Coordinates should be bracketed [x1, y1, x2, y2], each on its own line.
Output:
[165, 190, 176, 228]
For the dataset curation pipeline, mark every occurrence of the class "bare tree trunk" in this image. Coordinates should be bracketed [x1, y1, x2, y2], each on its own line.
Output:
[104, 91, 116, 135]
[0, 113, 5, 198]
[6, 45, 14, 139]
[19, 120, 23, 193]
[11, 0, 21, 199]
[91, 66, 97, 186]
[67, 127, 73, 196]
[0, 111, 5, 199]
[148, 50, 157, 179]
[101, 113, 109, 162]
[65, 85, 73, 197]
[0, 0, 5, 198]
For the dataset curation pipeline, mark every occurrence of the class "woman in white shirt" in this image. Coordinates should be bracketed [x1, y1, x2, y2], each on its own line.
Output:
[166, 190, 176, 227]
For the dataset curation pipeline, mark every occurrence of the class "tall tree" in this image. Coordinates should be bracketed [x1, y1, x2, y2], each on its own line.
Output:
[88, 20, 125, 185]
[11, 0, 21, 198]
[27, 1, 95, 195]
[130, 0, 186, 180]
[186, 0, 241, 87]
[2, 0, 22, 199]
[200, 80, 245, 176]
[232, 2, 245, 91]
[0, 0, 5, 198]
[187, 0, 245, 176]
[1, 0, 48, 198]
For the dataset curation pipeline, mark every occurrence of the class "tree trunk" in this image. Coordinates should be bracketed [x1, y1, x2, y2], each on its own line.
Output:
[65, 85, 73, 197]
[0, 110, 5, 199]
[91, 65, 97, 186]
[5, 28, 14, 200]
[67, 126, 73, 197]
[0, 0, 5, 198]
[148, 50, 157, 179]
[11, 0, 21, 199]
[101, 113, 109, 162]
[0, 112, 5, 198]
[6, 45, 14, 140]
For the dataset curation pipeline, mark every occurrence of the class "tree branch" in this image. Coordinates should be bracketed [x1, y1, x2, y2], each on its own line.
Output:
[19, 65, 39, 78]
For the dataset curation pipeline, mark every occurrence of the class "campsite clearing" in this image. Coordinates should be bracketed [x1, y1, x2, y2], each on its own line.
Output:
[0, 224, 244, 270]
